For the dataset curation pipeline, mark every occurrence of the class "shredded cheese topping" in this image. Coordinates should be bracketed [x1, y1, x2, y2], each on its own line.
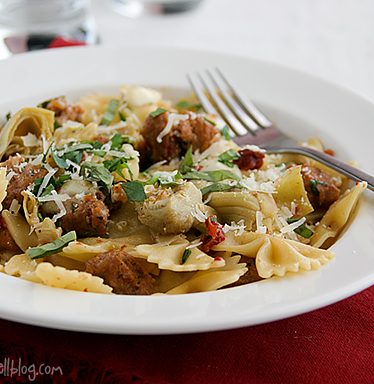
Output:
[156, 113, 190, 143]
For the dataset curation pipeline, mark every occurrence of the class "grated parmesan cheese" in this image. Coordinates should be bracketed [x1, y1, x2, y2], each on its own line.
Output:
[186, 239, 203, 250]
[49, 191, 68, 223]
[21, 133, 39, 147]
[240, 174, 275, 194]
[156, 113, 189, 143]
[36, 163, 57, 197]
[6, 170, 16, 182]
[280, 217, 306, 234]
[190, 205, 208, 223]
[255, 211, 267, 234]
[222, 219, 247, 236]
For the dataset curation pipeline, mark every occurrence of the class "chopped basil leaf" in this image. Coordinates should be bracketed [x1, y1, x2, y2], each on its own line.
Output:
[5, 112, 11, 121]
[286, 218, 314, 238]
[64, 143, 93, 153]
[37, 99, 51, 108]
[80, 162, 114, 190]
[150, 108, 167, 118]
[32, 178, 44, 195]
[27, 231, 77, 259]
[220, 125, 231, 140]
[218, 149, 240, 168]
[55, 174, 71, 188]
[181, 248, 192, 264]
[100, 99, 120, 126]
[204, 117, 217, 126]
[122, 181, 146, 202]
[310, 179, 327, 195]
[183, 169, 240, 182]
[175, 100, 202, 111]
[118, 111, 127, 121]
[110, 133, 130, 150]
[51, 149, 68, 169]
[179, 147, 194, 174]
[201, 183, 234, 195]
[146, 171, 182, 187]
[40, 184, 55, 197]
[104, 157, 133, 180]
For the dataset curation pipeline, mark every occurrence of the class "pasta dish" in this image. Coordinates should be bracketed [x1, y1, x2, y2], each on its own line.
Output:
[0, 85, 366, 295]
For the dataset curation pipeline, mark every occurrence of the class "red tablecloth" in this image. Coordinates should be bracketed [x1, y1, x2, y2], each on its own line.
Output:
[0, 285, 373, 384]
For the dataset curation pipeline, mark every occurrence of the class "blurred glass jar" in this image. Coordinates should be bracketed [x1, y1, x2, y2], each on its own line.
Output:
[0, 0, 97, 57]
[111, 0, 204, 18]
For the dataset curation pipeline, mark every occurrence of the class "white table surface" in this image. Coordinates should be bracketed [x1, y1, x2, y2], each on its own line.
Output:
[92, 0, 374, 102]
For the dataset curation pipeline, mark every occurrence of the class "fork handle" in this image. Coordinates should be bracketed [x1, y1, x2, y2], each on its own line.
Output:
[265, 146, 374, 192]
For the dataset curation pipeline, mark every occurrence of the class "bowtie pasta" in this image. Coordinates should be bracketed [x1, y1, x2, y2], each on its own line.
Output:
[0, 86, 367, 295]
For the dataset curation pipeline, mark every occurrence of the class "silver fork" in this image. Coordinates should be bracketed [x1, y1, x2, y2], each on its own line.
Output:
[187, 68, 374, 192]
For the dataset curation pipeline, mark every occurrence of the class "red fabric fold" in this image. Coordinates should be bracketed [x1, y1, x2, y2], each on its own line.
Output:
[0, 286, 373, 384]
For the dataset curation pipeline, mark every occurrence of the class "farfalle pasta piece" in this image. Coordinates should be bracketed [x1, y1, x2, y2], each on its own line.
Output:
[310, 182, 367, 248]
[134, 240, 225, 272]
[33, 262, 112, 293]
[212, 231, 334, 278]
[275, 165, 314, 216]
[0, 107, 54, 158]
[61, 239, 121, 262]
[0, 167, 8, 211]
[4, 254, 38, 277]
[22, 191, 40, 229]
[166, 255, 247, 294]
[34, 218, 62, 244]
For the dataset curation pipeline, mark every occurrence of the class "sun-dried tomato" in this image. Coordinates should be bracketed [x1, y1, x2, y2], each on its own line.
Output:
[200, 215, 225, 253]
[233, 148, 265, 171]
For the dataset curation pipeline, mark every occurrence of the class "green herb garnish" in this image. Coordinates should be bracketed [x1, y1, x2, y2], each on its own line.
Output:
[55, 174, 71, 188]
[150, 108, 167, 118]
[80, 162, 114, 190]
[183, 169, 240, 182]
[51, 149, 68, 169]
[27, 231, 77, 259]
[122, 181, 146, 202]
[40, 184, 55, 197]
[5, 112, 11, 121]
[175, 100, 202, 111]
[181, 248, 192, 264]
[200, 183, 234, 195]
[286, 218, 314, 239]
[179, 147, 194, 174]
[310, 179, 327, 195]
[103, 157, 133, 180]
[220, 125, 231, 140]
[218, 149, 240, 168]
[118, 111, 127, 121]
[204, 117, 217, 126]
[100, 99, 120, 126]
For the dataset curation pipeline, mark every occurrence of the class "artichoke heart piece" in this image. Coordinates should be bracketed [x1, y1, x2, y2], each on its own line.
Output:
[0, 107, 54, 159]
[208, 191, 260, 229]
[135, 182, 202, 235]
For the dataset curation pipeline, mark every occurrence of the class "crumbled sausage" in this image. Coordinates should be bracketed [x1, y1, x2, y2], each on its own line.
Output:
[1, 156, 48, 209]
[233, 149, 265, 171]
[45, 96, 83, 126]
[301, 165, 340, 208]
[85, 248, 156, 295]
[141, 111, 218, 163]
[59, 195, 110, 237]
[0, 217, 20, 252]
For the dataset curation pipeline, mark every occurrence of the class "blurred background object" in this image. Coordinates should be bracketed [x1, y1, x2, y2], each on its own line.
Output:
[111, 0, 203, 18]
[0, 0, 97, 58]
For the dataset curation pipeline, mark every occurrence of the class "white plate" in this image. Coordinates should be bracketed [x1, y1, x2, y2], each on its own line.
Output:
[0, 46, 373, 334]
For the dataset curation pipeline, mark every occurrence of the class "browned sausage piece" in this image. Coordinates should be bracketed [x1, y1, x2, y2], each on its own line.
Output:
[0, 217, 20, 252]
[46, 96, 83, 126]
[59, 195, 110, 237]
[1, 156, 48, 210]
[301, 165, 340, 208]
[141, 111, 218, 163]
[85, 248, 156, 295]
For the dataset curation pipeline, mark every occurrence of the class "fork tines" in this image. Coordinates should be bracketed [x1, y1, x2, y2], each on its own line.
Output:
[187, 68, 272, 137]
